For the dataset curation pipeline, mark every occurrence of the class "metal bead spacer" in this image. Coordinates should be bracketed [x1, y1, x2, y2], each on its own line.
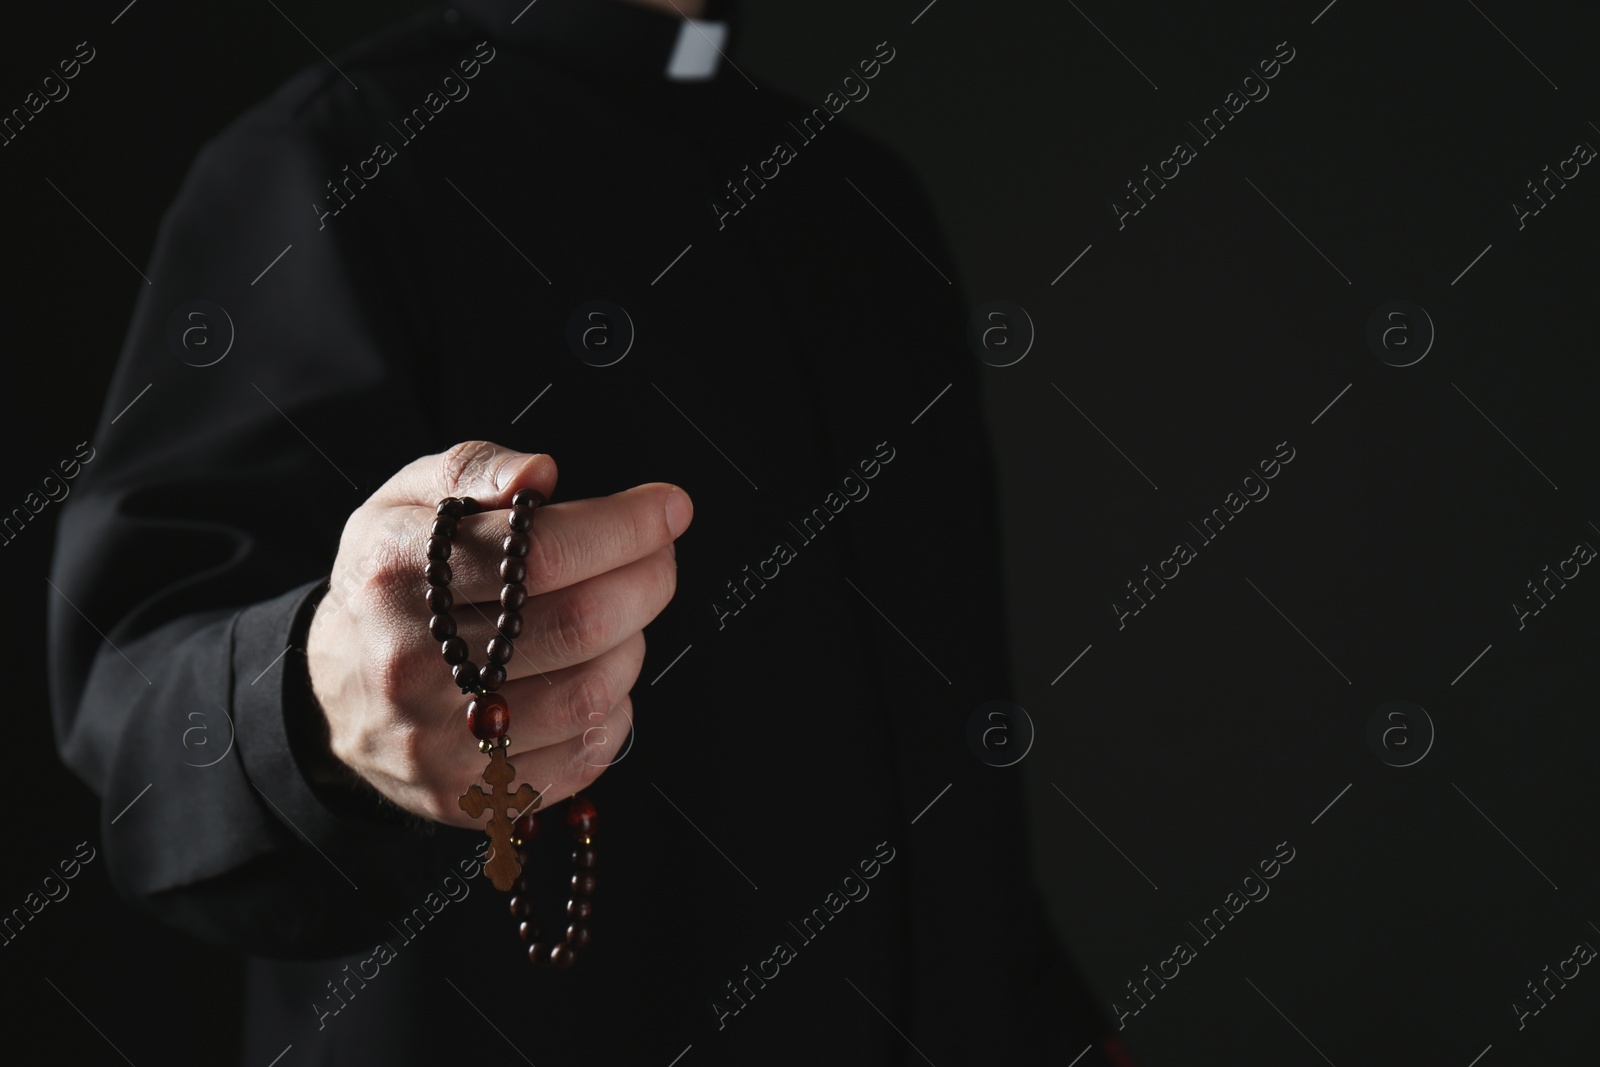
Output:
[478, 739, 494, 754]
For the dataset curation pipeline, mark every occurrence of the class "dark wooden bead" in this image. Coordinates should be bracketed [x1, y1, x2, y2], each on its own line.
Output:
[512, 488, 545, 509]
[487, 636, 514, 665]
[507, 507, 532, 532]
[496, 612, 523, 638]
[479, 663, 507, 691]
[566, 796, 597, 837]
[500, 557, 527, 583]
[565, 923, 591, 949]
[567, 897, 593, 922]
[502, 531, 530, 558]
[468, 693, 510, 740]
[514, 811, 540, 841]
[426, 586, 453, 612]
[424, 560, 452, 587]
[512, 877, 531, 895]
[526, 941, 549, 966]
[459, 497, 481, 515]
[426, 536, 451, 561]
[429, 614, 457, 640]
[518, 921, 542, 944]
[452, 663, 479, 691]
[500, 584, 527, 611]
[441, 636, 468, 665]
[549, 943, 577, 968]
[436, 498, 464, 519]
[431, 517, 456, 539]
[509, 895, 532, 920]
[571, 871, 597, 897]
[514, 849, 531, 869]
[572, 845, 597, 870]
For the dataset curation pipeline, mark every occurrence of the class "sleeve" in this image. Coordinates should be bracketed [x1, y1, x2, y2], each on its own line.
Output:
[46, 82, 458, 958]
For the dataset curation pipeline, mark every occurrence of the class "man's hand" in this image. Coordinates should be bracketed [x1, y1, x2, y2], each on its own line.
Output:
[306, 440, 691, 825]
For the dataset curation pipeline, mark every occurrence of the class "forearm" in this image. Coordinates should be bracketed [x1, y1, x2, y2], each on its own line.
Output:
[54, 564, 450, 957]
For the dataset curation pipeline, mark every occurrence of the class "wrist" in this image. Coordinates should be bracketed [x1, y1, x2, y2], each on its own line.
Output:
[287, 582, 402, 822]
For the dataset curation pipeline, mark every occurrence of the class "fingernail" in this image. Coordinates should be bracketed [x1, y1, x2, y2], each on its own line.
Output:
[664, 488, 692, 538]
[496, 453, 543, 492]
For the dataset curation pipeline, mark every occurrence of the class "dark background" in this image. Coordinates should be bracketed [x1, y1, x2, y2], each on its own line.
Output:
[3, 1, 1596, 1063]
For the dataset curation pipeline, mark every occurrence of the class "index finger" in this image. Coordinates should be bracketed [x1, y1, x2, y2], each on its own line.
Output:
[372, 440, 559, 513]
[445, 481, 693, 602]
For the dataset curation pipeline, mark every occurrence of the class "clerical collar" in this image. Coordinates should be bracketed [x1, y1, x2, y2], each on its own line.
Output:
[450, 0, 738, 83]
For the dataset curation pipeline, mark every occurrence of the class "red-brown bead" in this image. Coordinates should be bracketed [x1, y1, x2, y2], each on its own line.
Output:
[468, 693, 510, 740]
[571, 871, 597, 897]
[565, 923, 592, 949]
[566, 796, 597, 837]
[549, 943, 577, 968]
[567, 897, 594, 922]
[514, 811, 540, 841]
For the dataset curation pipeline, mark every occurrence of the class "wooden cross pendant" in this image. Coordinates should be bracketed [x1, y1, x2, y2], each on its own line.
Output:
[458, 746, 540, 891]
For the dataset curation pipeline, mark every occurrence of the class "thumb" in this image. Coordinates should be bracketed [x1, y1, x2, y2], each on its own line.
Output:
[372, 440, 559, 511]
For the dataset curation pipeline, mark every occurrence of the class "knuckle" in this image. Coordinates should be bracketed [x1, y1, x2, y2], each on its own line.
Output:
[565, 741, 610, 786]
[625, 495, 662, 556]
[610, 692, 636, 734]
[623, 631, 648, 683]
[364, 536, 416, 603]
[368, 556, 410, 602]
[550, 588, 609, 660]
[566, 667, 617, 737]
[440, 440, 497, 493]
[522, 523, 563, 590]
[363, 645, 413, 710]
[393, 726, 430, 783]
[575, 693, 633, 773]
[656, 551, 678, 606]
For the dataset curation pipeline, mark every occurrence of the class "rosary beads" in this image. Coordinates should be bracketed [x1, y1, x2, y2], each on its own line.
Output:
[425, 490, 597, 968]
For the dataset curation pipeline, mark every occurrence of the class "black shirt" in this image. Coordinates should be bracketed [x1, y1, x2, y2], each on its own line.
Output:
[48, 1, 1114, 1062]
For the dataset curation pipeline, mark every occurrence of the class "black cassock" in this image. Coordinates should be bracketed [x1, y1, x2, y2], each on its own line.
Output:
[48, 1, 1116, 1062]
